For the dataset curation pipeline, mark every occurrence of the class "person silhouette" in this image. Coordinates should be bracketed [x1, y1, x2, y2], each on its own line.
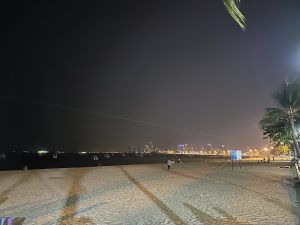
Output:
[166, 159, 172, 170]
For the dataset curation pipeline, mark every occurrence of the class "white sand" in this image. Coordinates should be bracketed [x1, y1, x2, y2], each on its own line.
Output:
[0, 161, 299, 225]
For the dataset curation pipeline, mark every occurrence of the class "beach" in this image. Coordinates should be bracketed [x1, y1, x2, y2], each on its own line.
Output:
[0, 161, 299, 225]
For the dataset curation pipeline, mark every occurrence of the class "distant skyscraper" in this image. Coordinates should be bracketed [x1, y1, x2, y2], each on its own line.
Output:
[177, 144, 185, 153]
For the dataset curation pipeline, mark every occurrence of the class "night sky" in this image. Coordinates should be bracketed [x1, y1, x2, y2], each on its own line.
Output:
[2, 0, 300, 152]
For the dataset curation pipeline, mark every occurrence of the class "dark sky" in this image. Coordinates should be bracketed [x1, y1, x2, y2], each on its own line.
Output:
[2, 0, 300, 151]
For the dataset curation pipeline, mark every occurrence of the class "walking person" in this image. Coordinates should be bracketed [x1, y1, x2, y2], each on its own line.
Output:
[166, 159, 172, 170]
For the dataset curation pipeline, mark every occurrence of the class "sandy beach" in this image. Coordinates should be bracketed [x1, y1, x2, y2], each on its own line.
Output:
[0, 161, 299, 225]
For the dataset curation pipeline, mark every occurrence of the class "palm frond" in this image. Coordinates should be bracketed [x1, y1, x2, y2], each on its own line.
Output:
[273, 81, 300, 112]
[260, 108, 287, 128]
[223, 0, 246, 30]
[265, 108, 287, 119]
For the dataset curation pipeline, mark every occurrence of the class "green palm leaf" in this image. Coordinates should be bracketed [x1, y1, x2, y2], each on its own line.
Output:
[223, 0, 246, 30]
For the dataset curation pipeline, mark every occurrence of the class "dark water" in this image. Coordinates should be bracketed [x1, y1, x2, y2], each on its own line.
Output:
[0, 152, 228, 170]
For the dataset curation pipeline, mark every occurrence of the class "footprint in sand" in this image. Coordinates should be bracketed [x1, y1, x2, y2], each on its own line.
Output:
[0, 196, 9, 205]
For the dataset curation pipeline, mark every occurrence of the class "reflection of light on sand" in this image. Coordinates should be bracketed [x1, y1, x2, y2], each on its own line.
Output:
[0, 162, 299, 224]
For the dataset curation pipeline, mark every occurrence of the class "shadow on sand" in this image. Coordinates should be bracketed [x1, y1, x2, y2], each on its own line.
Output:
[285, 180, 300, 223]
[56, 168, 95, 225]
[184, 203, 250, 225]
[0, 171, 33, 206]
[263, 197, 296, 214]
[119, 166, 186, 225]
[181, 163, 300, 213]
[274, 168, 300, 224]
[0, 172, 34, 224]
[152, 162, 298, 224]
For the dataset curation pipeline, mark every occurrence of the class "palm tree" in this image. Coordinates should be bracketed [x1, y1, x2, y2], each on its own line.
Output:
[260, 118, 292, 147]
[260, 81, 300, 159]
[223, 0, 246, 30]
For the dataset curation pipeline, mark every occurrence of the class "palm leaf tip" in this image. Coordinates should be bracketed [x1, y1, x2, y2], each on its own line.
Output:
[223, 0, 246, 30]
